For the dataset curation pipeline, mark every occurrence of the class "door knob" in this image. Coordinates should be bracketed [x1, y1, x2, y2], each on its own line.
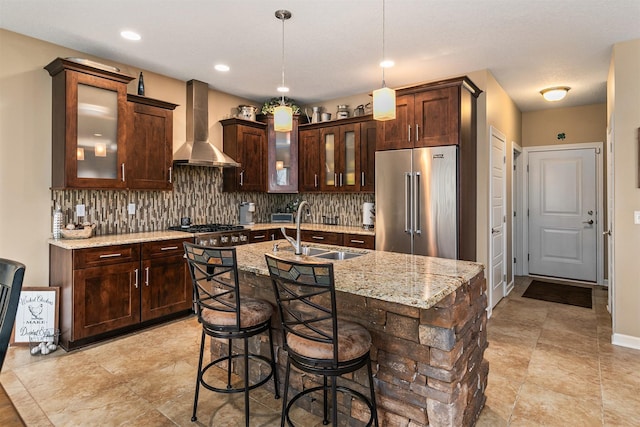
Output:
[491, 227, 500, 234]
[603, 229, 612, 236]
[582, 219, 594, 225]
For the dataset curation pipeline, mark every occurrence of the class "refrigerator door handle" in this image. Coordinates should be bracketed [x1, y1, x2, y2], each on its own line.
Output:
[404, 172, 412, 233]
[414, 172, 421, 235]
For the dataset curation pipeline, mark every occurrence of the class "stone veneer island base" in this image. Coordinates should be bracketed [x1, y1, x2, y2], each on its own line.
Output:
[212, 240, 488, 426]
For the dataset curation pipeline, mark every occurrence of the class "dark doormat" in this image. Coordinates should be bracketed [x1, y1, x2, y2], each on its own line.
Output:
[522, 280, 593, 309]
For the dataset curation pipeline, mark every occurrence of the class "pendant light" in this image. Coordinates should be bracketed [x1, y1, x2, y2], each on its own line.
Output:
[373, 0, 396, 121]
[274, 10, 293, 132]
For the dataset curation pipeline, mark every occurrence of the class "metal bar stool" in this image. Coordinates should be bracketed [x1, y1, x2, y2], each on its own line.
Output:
[0, 258, 26, 371]
[265, 254, 378, 426]
[184, 243, 279, 426]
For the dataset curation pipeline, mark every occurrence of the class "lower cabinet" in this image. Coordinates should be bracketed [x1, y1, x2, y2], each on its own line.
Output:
[50, 237, 192, 350]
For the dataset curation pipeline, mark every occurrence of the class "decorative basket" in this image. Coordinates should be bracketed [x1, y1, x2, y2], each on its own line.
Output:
[61, 224, 95, 239]
[29, 329, 60, 356]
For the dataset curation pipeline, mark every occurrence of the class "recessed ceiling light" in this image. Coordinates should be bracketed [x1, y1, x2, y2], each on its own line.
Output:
[120, 30, 141, 41]
[380, 59, 394, 68]
[277, 86, 289, 93]
[540, 86, 570, 102]
[214, 64, 230, 72]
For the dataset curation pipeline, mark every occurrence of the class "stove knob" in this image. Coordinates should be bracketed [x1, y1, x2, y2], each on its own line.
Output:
[209, 237, 218, 246]
[239, 234, 248, 242]
[198, 238, 207, 246]
[231, 235, 239, 243]
[221, 236, 229, 243]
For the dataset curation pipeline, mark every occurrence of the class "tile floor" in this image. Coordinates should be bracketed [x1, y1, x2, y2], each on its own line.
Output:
[1, 276, 639, 426]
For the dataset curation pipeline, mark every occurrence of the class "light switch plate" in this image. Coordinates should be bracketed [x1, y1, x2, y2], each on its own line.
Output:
[128, 203, 136, 215]
[634, 211, 640, 225]
[76, 204, 85, 217]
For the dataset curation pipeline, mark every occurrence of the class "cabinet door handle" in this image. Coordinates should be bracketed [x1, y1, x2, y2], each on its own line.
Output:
[160, 246, 178, 251]
[416, 124, 420, 141]
[334, 173, 338, 187]
[239, 170, 244, 186]
[408, 125, 411, 142]
[350, 239, 365, 244]
[315, 174, 318, 188]
[168, 167, 172, 183]
[134, 268, 139, 289]
[339, 173, 343, 187]
[121, 163, 125, 182]
[254, 234, 265, 239]
[312, 236, 325, 240]
[145, 267, 150, 286]
[361, 172, 365, 187]
[99, 253, 122, 258]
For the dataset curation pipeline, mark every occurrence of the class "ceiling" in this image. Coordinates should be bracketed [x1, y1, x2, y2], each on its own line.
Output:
[1, 0, 639, 112]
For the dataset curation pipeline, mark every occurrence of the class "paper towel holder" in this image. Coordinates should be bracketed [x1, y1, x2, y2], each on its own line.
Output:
[363, 202, 375, 230]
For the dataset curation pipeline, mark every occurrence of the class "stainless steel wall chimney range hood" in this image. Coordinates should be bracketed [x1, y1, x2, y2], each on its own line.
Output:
[173, 79, 240, 167]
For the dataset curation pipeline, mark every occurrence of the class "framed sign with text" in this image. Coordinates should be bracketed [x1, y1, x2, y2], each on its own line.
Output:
[10, 287, 59, 345]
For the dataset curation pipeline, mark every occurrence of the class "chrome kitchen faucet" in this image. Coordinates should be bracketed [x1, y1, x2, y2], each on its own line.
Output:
[281, 200, 310, 255]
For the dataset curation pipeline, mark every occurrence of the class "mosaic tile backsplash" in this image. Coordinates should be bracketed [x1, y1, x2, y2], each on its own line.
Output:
[52, 166, 374, 236]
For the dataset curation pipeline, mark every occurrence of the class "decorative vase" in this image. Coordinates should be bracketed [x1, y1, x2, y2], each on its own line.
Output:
[137, 72, 145, 96]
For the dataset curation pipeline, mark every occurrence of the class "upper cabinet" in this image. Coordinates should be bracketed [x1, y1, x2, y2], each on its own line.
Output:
[221, 115, 299, 193]
[221, 118, 267, 192]
[264, 115, 298, 193]
[299, 116, 375, 193]
[126, 95, 178, 190]
[45, 58, 177, 190]
[376, 76, 481, 151]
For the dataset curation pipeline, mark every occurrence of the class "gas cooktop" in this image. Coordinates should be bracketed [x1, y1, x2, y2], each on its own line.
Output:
[168, 223, 245, 233]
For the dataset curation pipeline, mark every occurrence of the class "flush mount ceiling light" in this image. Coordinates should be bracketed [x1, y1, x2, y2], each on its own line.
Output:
[273, 9, 293, 133]
[540, 86, 570, 102]
[373, 0, 396, 121]
[120, 30, 141, 41]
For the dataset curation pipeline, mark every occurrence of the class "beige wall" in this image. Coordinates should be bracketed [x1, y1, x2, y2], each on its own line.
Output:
[608, 39, 640, 342]
[522, 104, 607, 147]
[0, 29, 256, 286]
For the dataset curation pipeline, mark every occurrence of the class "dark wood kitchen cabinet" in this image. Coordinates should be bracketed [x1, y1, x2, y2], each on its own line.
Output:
[300, 230, 343, 246]
[141, 239, 192, 321]
[45, 57, 133, 190]
[126, 94, 178, 190]
[249, 228, 283, 243]
[45, 58, 178, 190]
[221, 118, 267, 192]
[376, 76, 481, 151]
[298, 128, 321, 191]
[50, 237, 192, 350]
[298, 116, 375, 193]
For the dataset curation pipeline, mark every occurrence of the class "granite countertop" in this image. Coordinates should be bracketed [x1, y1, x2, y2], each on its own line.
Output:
[246, 223, 375, 236]
[48, 230, 194, 249]
[235, 240, 483, 310]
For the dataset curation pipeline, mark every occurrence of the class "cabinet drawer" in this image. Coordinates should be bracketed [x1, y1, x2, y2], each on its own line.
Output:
[74, 244, 140, 269]
[300, 230, 343, 246]
[250, 229, 282, 243]
[343, 234, 375, 249]
[142, 238, 192, 259]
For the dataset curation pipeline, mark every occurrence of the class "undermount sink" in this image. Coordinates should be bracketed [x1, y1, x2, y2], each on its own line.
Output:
[312, 251, 363, 261]
[279, 245, 364, 261]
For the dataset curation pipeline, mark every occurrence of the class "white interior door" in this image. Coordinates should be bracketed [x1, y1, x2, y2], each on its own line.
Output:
[489, 127, 506, 311]
[528, 148, 597, 281]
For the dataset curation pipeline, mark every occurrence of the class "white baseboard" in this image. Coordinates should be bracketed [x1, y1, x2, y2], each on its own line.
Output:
[505, 279, 514, 295]
[612, 333, 640, 350]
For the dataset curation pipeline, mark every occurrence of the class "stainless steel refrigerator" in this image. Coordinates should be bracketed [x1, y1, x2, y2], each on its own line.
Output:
[375, 146, 458, 259]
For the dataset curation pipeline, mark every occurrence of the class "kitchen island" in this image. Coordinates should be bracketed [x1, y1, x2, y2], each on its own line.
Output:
[226, 240, 488, 426]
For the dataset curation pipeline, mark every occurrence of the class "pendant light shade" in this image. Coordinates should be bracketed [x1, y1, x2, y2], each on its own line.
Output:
[274, 10, 293, 132]
[274, 104, 293, 132]
[373, 86, 396, 121]
[373, 0, 396, 122]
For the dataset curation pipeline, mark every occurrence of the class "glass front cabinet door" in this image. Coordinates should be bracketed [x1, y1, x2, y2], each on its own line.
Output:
[266, 115, 298, 193]
[320, 123, 360, 192]
[46, 58, 133, 189]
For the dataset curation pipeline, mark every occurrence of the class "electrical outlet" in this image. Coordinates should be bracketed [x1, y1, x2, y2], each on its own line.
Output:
[128, 203, 136, 215]
[634, 211, 640, 225]
[76, 204, 85, 217]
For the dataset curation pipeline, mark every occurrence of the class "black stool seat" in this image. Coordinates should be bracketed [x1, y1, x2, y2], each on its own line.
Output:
[265, 254, 378, 427]
[185, 243, 279, 427]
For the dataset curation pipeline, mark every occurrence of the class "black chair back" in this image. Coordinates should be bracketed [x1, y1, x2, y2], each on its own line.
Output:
[0, 258, 26, 370]
[265, 254, 339, 366]
[183, 243, 242, 332]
